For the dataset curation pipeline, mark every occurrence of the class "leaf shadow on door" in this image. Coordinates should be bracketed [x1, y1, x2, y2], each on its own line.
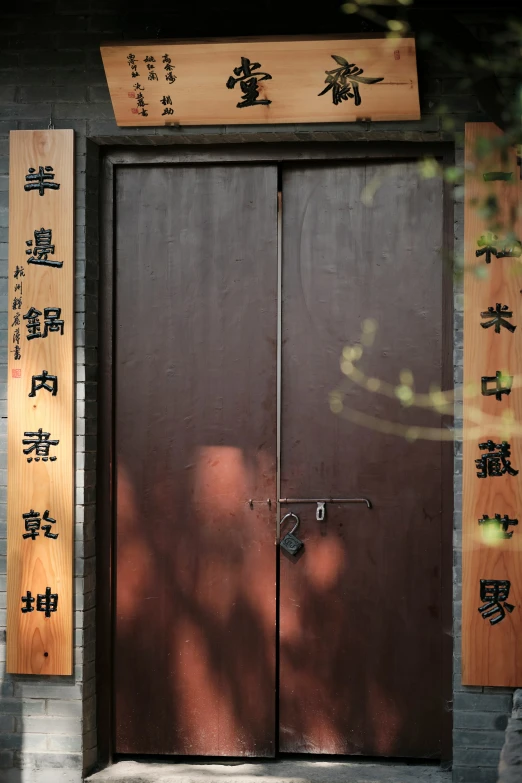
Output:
[114, 444, 277, 757]
[277, 160, 449, 760]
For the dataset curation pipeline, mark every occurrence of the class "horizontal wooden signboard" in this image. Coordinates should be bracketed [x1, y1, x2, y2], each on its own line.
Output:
[7, 130, 74, 675]
[462, 123, 522, 686]
[100, 35, 420, 127]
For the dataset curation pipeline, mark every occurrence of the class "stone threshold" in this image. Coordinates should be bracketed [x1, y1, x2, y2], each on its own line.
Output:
[86, 759, 451, 783]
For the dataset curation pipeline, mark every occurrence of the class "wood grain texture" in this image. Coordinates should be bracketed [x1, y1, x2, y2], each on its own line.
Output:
[462, 123, 522, 686]
[7, 130, 74, 675]
[279, 160, 448, 758]
[100, 35, 420, 127]
[113, 164, 278, 755]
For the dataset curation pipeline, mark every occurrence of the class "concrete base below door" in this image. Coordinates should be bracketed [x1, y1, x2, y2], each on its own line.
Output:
[86, 760, 451, 783]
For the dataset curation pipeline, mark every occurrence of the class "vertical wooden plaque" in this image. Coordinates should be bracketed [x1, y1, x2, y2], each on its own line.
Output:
[462, 123, 522, 686]
[7, 130, 74, 675]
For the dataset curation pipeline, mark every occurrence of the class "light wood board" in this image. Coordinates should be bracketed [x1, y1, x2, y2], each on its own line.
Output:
[462, 123, 522, 686]
[7, 130, 74, 675]
[100, 35, 420, 127]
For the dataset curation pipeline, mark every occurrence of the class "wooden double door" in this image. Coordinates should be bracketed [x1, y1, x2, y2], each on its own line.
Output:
[109, 151, 451, 760]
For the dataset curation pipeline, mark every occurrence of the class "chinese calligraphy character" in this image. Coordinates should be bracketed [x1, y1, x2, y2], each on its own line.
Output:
[14, 265, 24, 278]
[318, 55, 384, 106]
[145, 56, 158, 81]
[36, 587, 59, 617]
[478, 579, 515, 625]
[22, 428, 59, 462]
[480, 303, 516, 334]
[23, 307, 41, 339]
[475, 440, 519, 478]
[11, 346, 21, 361]
[23, 509, 41, 540]
[481, 371, 513, 401]
[22, 509, 58, 540]
[21, 591, 35, 613]
[226, 57, 272, 108]
[29, 370, 58, 398]
[12, 297, 22, 311]
[13, 327, 20, 345]
[479, 514, 518, 540]
[26, 228, 63, 269]
[20, 588, 59, 616]
[41, 511, 58, 538]
[43, 307, 64, 337]
[163, 53, 176, 84]
[23, 307, 64, 340]
[476, 232, 522, 264]
[161, 95, 174, 116]
[476, 233, 500, 264]
[127, 53, 139, 78]
[134, 90, 148, 116]
[24, 166, 60, 196]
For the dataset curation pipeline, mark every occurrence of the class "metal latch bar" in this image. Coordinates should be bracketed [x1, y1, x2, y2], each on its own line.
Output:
[279, 497, 372, 509]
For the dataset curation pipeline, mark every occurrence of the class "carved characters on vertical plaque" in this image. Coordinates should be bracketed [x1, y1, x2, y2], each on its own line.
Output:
[478, 514, 518, 541]
[465, 126, 522, 667]
[7, 129, 74, 674]
[475, 440, 518, 479]
[11, 264, 24, 363]
[480, 303, 517, 334]
[481, 371, 513, 401]
[26, 228, 64, 268]
[24, 165, 60, 196]
[18, 153, 64, 613]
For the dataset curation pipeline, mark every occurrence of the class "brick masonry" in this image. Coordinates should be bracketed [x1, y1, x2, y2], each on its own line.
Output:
[0, 3, 516, 782]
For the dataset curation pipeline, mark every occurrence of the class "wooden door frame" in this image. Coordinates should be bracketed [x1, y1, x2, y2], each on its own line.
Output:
[96, 141, 454, 767]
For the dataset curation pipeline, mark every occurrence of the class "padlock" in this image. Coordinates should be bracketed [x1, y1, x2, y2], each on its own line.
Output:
[280, 531, 304, 556]
[279, 512, 304, 557]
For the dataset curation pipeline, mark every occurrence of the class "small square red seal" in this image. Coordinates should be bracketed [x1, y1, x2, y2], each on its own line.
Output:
[131, 107, 139, 114]
[128, 92, 135, 98]
[12, 368, 21, 378]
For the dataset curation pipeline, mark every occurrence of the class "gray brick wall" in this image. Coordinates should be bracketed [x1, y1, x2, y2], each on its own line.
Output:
[0, 3, 515, 782]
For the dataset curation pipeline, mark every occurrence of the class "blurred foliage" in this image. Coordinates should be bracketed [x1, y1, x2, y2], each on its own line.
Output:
[330, 2, 522, 444]
[339, 1, 521, 254]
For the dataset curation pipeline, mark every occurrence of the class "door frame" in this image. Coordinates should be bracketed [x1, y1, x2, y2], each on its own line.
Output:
[96, 141, 454, 767]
